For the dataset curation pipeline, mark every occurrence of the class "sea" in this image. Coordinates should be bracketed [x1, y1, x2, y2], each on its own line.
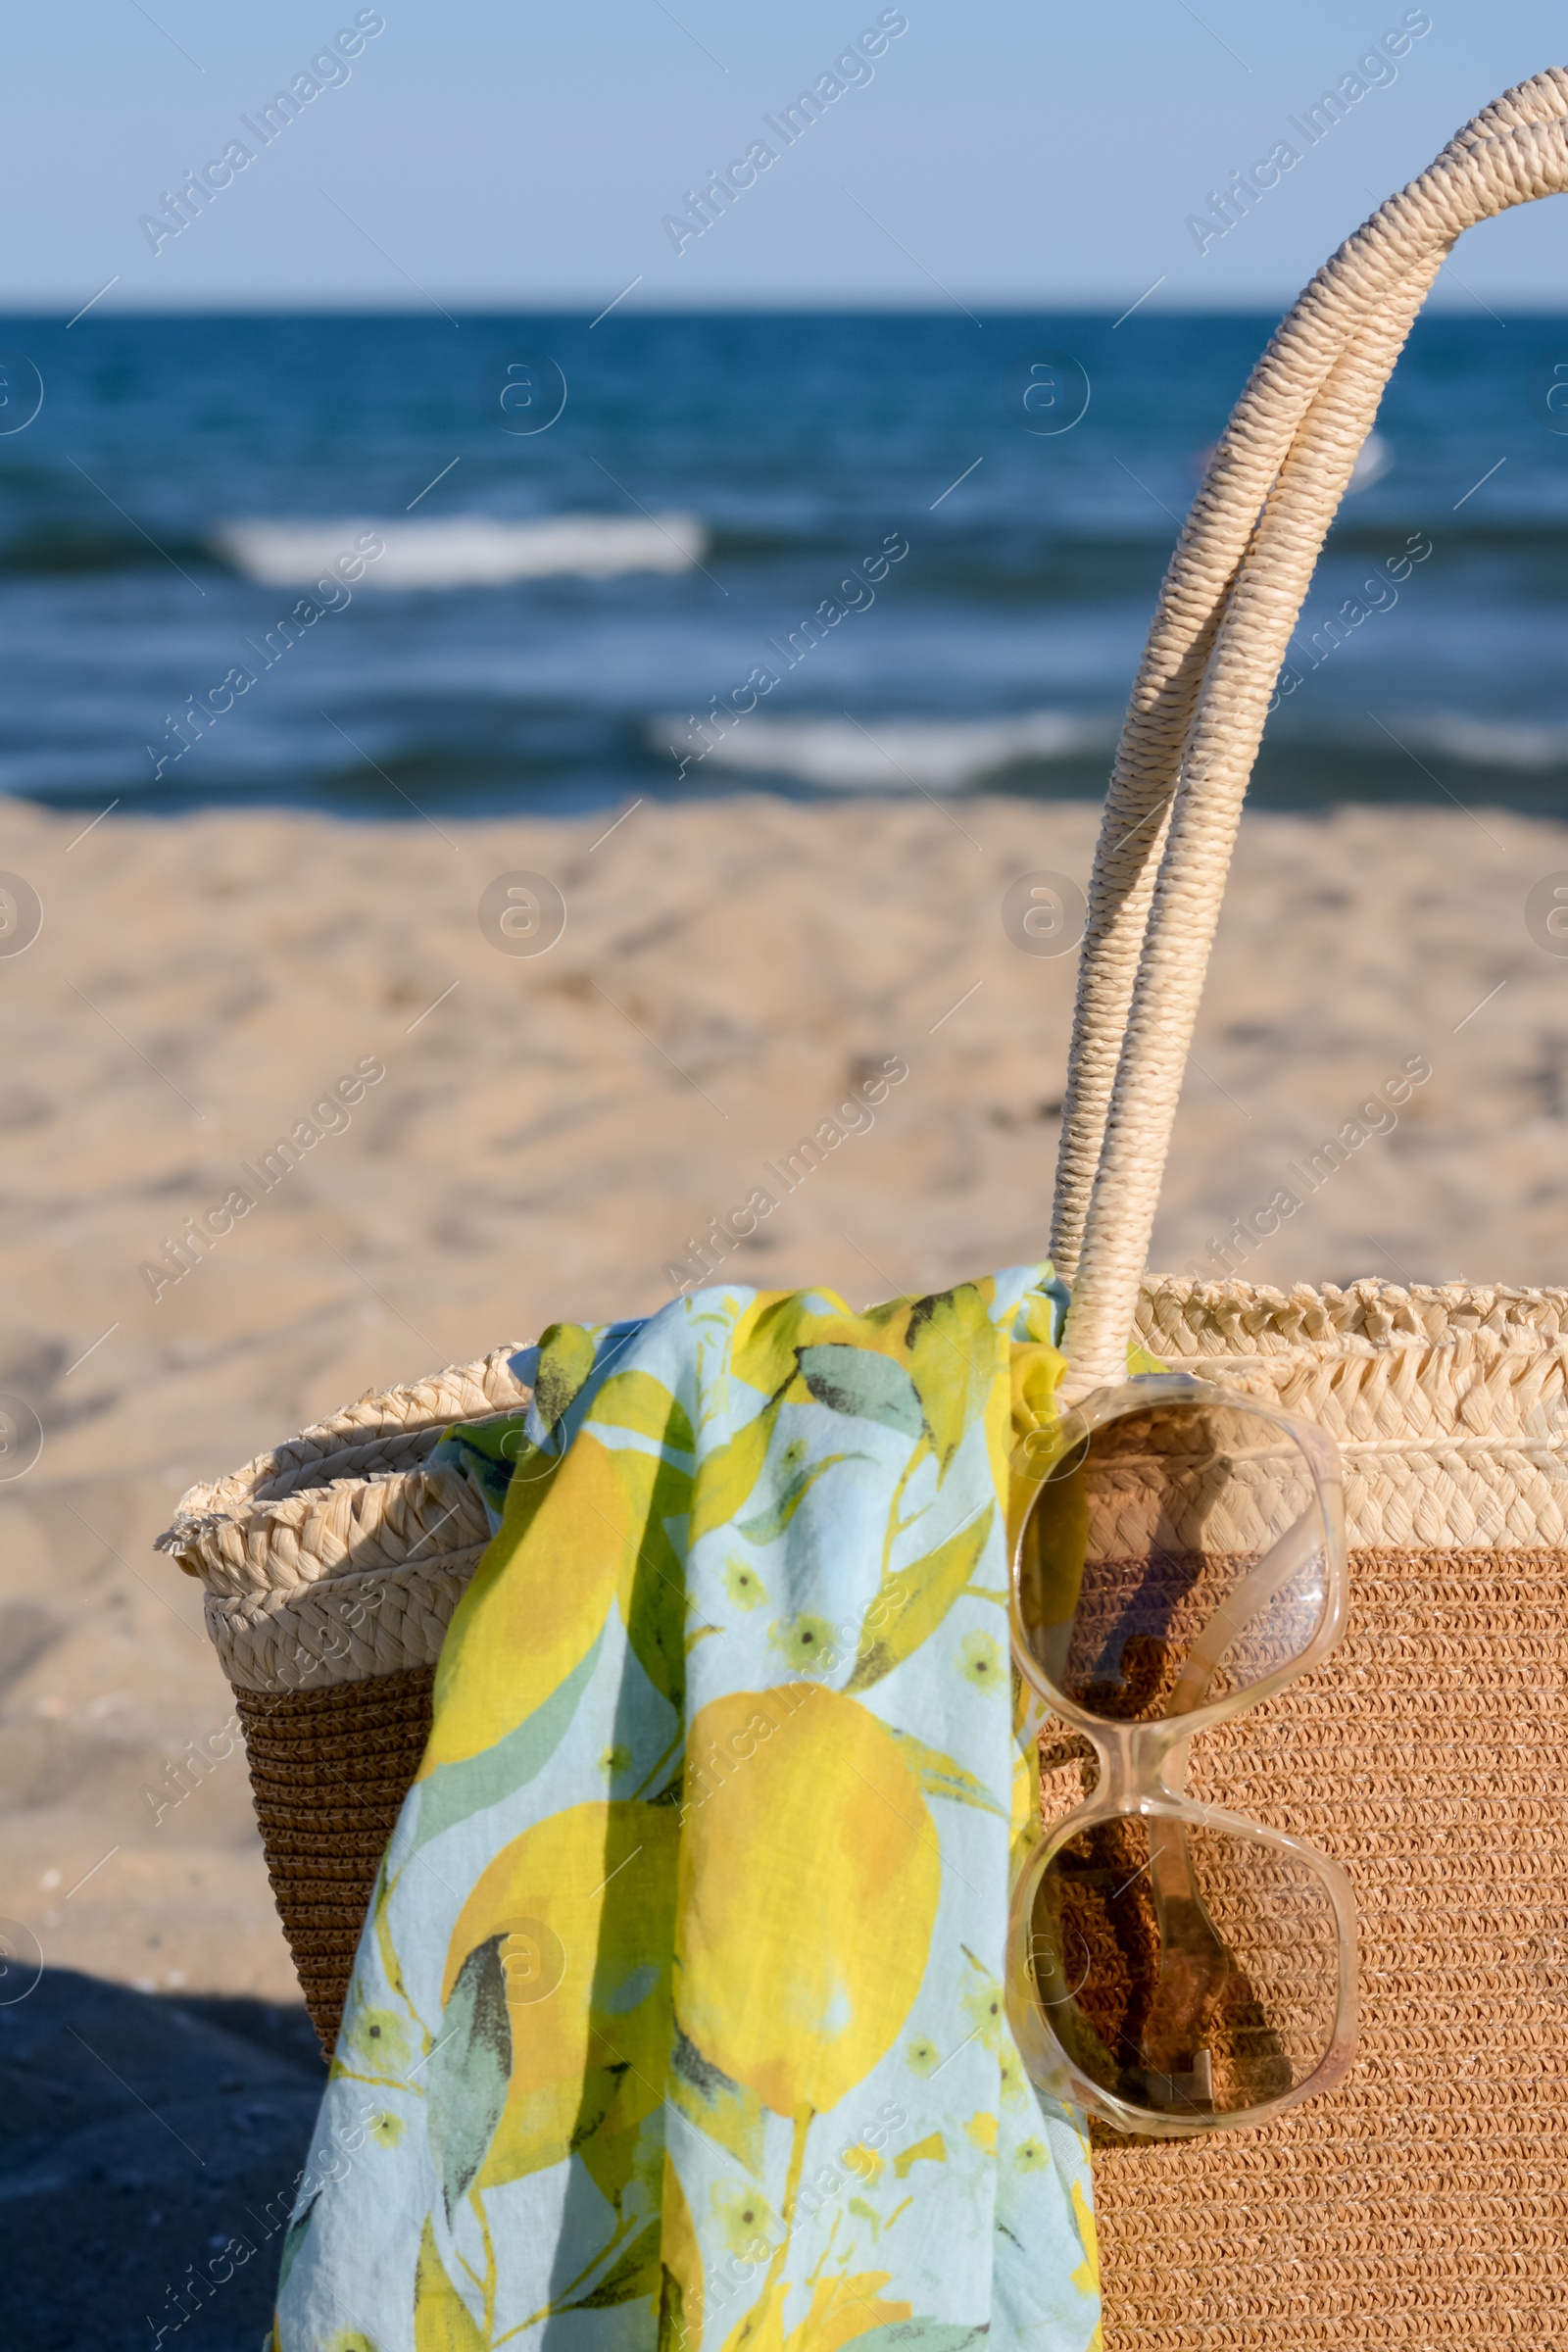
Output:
[2, 307, 1567, 819]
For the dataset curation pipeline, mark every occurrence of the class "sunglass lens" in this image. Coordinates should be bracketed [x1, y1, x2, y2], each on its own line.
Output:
[1017, 1400, 1332, 1720]
[1019, 1817, 1343, 2119]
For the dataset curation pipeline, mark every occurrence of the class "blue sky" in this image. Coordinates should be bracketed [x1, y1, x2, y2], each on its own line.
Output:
[5, 2, 1568, 310]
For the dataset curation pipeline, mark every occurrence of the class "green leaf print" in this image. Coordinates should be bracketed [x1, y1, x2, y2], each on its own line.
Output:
[850, 2327, 991, 2352]
[532, 1321, 600, 1435]
[735, 1449, 866, 1544]
[276, 2190, 319, 2295]
[619, 1458, 692, 1713]
[900, 1287, 1002, 1478]
[413, 2213, 484, 2352]
[667, 2020, 766, 2176]
[426, 1938, 512, 2225]
[847, 1505, 996, 1691]
[887, 1729, 1006, 1817]
[689, 1394, 785, 1545]
[796, 1346, 927, 1441]
[566, 2216, 662, 2310]
[658, 2262, 693, 2352]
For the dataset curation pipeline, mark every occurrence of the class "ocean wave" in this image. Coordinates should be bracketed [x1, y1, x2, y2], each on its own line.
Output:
[211, 514, 707, 589]
[1345, 431, 1394, 494]
[651, 710, 1110, 791]
[1404, 714, 1568, 771]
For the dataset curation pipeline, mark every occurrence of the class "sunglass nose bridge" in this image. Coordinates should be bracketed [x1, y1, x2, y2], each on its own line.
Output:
[1093, 1721, 1187, 1809]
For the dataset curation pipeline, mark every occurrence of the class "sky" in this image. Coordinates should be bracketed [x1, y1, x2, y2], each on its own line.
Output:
[4, 2, 1568, 312]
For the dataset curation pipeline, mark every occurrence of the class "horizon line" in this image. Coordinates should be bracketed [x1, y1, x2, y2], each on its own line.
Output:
[4, 293, 1567, 319]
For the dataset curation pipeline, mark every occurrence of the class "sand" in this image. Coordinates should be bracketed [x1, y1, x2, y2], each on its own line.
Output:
[3, 786, 1565, 2010]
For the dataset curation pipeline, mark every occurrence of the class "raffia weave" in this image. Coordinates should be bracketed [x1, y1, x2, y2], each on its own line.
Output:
[236, 1669, 435, 2051]
[156, 1342, 528, 1690]
[156, 1345, 529, 2050]
[1044, 1281, 1568, 2348]
[1143, 1278, 1568, 1550]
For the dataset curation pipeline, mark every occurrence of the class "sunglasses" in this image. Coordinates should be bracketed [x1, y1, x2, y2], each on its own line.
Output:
[1005, 1373, 1357, 2138]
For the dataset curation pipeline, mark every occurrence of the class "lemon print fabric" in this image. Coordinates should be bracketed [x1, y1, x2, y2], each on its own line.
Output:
[271, 1269, 1101, 2352]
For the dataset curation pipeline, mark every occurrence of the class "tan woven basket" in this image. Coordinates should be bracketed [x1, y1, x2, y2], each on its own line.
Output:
[155, 1344, 529, 2046]
[157, 70, 1568, 2345]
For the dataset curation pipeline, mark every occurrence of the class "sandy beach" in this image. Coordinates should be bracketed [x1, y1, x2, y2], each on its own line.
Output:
[3, 789, 1567, 2016]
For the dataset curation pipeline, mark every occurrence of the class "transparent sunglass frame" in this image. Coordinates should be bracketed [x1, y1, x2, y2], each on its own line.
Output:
[1005, 1373, 1359, 2139]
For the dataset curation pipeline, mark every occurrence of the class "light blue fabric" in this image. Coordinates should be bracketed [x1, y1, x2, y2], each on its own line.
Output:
[270, 1266, 1100, 2352]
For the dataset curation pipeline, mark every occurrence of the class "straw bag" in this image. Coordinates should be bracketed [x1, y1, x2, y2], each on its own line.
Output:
[157, 71, 1568, 2345]
[155, 1346, 530, 2043]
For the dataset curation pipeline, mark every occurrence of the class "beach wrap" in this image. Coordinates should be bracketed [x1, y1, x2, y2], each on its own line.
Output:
[270, 1265, 1103, 2352]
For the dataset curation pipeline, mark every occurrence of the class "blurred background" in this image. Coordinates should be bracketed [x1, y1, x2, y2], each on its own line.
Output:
[5, 4, 1568, 2342]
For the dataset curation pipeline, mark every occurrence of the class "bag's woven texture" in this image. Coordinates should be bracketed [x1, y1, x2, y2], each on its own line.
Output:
[156, 1345, 528, 2041]
[157, 1343, 528, 1692]
[235, 1669, 435, 2049]
[1045, 1277, 1568, 2349]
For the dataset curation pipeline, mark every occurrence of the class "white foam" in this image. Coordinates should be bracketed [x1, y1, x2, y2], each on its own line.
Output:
[653, 710, 1107, 791]
[1345, 431, 1394, 495]
[1407, 714, 1568, 771]
[214, 514, 706, 589]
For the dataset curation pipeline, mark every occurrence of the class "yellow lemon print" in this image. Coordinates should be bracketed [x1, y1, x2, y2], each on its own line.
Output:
[441, 1798, 678, 2185]
[421, 1434, 630, 1773]
[1070, 2176, 1101, 2298]
[662, 2153, 705, 2350]
[676, 1688, 941, 2118]
[779, 2269, 911, 2352]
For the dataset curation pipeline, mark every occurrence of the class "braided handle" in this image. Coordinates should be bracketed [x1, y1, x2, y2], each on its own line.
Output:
[1052, 69, 1568, 1398]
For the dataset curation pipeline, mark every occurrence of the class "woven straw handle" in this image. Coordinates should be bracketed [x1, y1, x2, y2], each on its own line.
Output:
[1051, 69, 1568, 1398]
